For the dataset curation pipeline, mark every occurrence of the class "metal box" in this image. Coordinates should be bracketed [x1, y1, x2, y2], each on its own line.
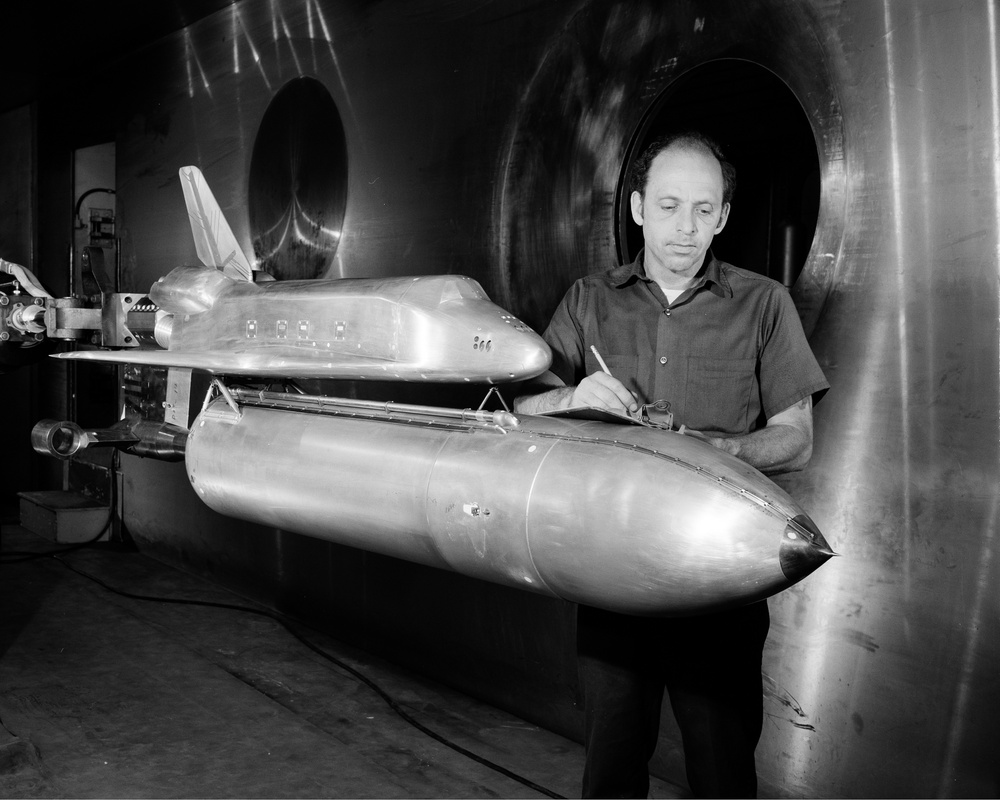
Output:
[17, 491, 109, 543]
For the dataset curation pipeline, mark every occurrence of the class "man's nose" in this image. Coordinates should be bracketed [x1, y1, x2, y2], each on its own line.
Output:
[676, 207, 697, 233]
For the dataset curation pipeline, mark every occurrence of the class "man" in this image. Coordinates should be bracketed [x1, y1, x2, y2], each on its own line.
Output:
[514, 131, 829, 798]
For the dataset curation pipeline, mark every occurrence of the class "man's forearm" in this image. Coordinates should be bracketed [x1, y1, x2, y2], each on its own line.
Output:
[703, 423, 812, 475]
[701, 396, 814, 475]
[513, 387, 576, 415]
[514, 371, 639, 416]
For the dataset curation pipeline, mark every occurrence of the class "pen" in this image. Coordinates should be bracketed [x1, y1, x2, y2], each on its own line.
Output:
[590, 345, 612, 376]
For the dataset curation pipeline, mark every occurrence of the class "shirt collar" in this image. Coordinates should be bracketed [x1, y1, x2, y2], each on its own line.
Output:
[611, 249, 733, 298]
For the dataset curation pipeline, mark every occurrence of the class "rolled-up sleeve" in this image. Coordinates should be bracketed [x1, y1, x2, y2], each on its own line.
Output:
[542, 282, 588, 387]
[759, 288, 830, 419]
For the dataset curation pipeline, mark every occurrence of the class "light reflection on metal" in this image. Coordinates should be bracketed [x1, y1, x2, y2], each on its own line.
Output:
[183, 28, 212, 99]
[269, 0, 280, 42]
[179, 0, 348, 114]
[936, 3, 1000, 791]
[311, 0, 359, 131]
[911, 10, 937, 465]
[278, 10, 304, 75]
[252, 192, 345, 268]
[991, 0, 1000, 269]
[232, 4, 241, 73]
[294, 204, 343, 243]
[883, 0, 914, 607]
[232, 3, 270, 89]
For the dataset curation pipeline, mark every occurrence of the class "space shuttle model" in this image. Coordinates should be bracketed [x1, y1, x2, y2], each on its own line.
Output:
[19, 166, 835, 617]
[50, 167, 552, 383]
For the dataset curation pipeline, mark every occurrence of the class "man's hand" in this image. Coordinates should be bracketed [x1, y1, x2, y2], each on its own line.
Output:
[513, 371, 638, 415]
[570, 372, 639, 414]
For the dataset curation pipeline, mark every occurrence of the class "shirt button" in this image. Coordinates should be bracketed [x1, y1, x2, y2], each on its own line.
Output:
[659, 356, 667, 365]
[664, 309, 671, 317]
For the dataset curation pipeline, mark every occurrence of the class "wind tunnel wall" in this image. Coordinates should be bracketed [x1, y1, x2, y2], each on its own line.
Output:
[89, 1, 1000, 796]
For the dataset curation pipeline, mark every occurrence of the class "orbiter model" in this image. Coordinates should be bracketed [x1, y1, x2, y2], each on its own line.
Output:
[49, 167, 552, 383]
[14, 166, 835, 616]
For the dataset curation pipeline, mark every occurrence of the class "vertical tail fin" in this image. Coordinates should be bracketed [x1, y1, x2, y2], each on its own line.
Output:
[179, 166, 254, 281]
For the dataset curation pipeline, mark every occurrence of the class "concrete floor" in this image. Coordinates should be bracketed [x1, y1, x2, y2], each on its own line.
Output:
[0, 523, 683, 799]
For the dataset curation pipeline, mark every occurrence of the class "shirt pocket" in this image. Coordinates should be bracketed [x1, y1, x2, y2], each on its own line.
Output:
[684, 355, 756, 433]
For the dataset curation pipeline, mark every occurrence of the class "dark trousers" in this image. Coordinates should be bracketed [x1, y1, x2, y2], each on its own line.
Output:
[578, 601, 770, 799]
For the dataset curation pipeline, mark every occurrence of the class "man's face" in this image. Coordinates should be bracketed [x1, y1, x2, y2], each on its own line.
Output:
[630, 145, 730, 285]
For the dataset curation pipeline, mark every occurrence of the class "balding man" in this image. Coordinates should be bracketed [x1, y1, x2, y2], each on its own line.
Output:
[515, 131, 828, 798]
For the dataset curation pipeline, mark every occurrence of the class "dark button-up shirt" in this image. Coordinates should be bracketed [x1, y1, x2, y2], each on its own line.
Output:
[542, 251, 829, 435]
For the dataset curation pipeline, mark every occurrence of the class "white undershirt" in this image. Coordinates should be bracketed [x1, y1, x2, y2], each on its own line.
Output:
[663, 287, 685, 304]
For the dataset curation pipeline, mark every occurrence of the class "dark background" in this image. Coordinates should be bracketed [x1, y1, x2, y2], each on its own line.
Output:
[1, 1, 234, 114]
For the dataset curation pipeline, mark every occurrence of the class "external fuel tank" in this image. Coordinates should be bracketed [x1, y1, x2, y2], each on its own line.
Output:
[183, 390, 832, 616]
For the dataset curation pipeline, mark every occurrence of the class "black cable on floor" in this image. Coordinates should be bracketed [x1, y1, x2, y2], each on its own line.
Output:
[30, 551, 567, 800]
[0, 522, 113, 563]
[0, 499, 116, 563]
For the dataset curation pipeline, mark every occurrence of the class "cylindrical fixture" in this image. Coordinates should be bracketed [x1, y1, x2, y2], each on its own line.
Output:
[185, 397, 833, 616]
[31, 418, 187, 461]
[31, 419, 91, 458]
[9, 302, 46, 334]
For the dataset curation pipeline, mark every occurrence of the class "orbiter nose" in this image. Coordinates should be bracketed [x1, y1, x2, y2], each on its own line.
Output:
[516, 335, 553, 378]
[779, 513, 837, 583]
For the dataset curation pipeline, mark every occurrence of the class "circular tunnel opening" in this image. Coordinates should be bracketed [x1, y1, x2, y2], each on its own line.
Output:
[249, 76, 348, 281]
[617, 59, 820, 288]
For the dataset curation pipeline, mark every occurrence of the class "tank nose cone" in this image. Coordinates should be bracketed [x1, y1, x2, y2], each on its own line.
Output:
[779, 513, 837, 584]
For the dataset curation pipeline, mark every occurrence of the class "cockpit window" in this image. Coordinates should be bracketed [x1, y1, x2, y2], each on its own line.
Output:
[403, 276, 488, 306]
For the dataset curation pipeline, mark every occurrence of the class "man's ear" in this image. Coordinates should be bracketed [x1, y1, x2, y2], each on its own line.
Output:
[715, 202, 731, 234]
[630, 191, 644, 226]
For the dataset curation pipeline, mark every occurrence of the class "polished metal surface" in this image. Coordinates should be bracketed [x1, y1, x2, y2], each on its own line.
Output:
[31, 418, 188, 461]
[83, 0, 1000, 795]
[57, 269, 552, 382]
[55, 166, 551, 382]
[179, 166, 254, 280]
[150, 265, 232, 315]
[184, 389, 832, 615]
